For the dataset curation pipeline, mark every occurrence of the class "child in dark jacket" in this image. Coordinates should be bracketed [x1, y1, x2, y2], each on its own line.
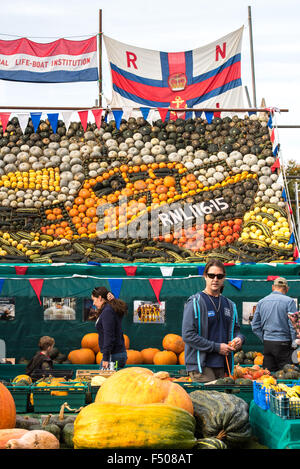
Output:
[26, 336, 55, 377]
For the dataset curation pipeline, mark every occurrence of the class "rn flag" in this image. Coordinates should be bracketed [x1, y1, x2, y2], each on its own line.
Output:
[0, 36, 98, 83]
[103, 27, 244, 110]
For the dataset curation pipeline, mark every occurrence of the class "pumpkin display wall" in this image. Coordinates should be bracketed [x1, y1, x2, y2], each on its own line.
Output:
[0, 113, 292, 264]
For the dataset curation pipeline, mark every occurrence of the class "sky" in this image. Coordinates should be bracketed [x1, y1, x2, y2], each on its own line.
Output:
[0, 0, 300, 165]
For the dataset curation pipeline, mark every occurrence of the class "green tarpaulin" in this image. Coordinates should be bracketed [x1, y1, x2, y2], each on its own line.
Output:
[0, 262, 299, 361]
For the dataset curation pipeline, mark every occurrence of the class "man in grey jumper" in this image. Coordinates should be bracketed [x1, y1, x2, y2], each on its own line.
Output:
[251, 277, 297, 371]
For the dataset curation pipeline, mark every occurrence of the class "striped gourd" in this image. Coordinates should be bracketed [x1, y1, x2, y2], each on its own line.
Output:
[197, 438, 227, 449]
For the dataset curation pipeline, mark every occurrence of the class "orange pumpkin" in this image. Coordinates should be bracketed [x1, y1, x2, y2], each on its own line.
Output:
[162, 334, 185, 354]
[141, 348, 160, 364]
[0, 383, 16, 429]
[95, 367, 193, 415]
[81, 333, 100, 354]
[0, 429, 29, 449]
[123, 334, 130, 350]
[254, 354, 264, 366]
[178, 351, 185, 365]
[96, 352, 103, 364]
[126, 350, 143, 365]
[153, 350, 178, 365]
[68, 348, 95, 364]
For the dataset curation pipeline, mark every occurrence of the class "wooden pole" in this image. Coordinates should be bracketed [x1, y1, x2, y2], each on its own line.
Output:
[248, 5, 257, 108]
[98, 9, 103, 108]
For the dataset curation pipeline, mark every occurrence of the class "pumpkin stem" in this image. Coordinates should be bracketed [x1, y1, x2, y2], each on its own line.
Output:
[59, 403, 66, 421]
[216, 429, 227, 440]
[153, 371, 171, 380]
[41, 413, 52, 427]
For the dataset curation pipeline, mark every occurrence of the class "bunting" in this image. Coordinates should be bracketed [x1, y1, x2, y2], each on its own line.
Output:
[29, 279, 44, 305]
[227, 278, 243, 290]
[47, 113, 59, 134]
[30, 112, 42, 132]
[92, 109, 103, 128]
[0, 279, 5, 295]
[0, 112, 11, 133]
[112, 109, 123, 129]
[108, 278, 123, 299]
[149, 278, 163, 304]
[15, 266, 28, 275]
[123, 266, 137, 276]
[78, 110, 88, 131]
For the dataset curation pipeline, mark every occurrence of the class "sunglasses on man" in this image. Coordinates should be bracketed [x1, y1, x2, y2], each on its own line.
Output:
[206, 273, 225, 280]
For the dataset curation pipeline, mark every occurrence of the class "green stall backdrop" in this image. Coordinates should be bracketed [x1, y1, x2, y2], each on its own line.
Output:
[0, 262, 300, 361]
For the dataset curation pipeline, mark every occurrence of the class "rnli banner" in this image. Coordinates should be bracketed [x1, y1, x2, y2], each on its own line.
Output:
[103, 27, 244, 109]
[0, 36, 98, 83]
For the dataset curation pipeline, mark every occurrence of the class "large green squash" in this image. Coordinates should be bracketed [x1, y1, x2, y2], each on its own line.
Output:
[73, 402, 196, 449]
[190, 390, 252, 447]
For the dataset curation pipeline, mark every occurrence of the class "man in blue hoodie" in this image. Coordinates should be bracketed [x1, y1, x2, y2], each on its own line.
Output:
[251, 277, 297, 371]
[182, 259, 245, 383]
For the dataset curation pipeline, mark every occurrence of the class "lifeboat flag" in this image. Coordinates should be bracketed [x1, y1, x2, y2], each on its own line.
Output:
[0, 36, 98, 83]
[103, 27, 244, 109]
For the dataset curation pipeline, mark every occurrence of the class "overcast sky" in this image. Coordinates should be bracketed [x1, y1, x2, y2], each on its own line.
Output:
[0, 0, 299, 164]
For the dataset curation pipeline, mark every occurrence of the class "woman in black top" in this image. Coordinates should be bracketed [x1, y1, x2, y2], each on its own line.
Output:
[91, 287, 128, 370]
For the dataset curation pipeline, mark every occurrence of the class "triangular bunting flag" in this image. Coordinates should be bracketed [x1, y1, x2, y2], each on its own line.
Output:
[112, 110, 123, 129]
[140, 107, 151, 121]
[0, 112, 11, 133]
[92, 109, 103, 128]
[294, 246, 299, 259]
[108, 278, 123, 299]
[160, 266, 174, 277]
[123, 266, 137, 276]
[282, 188, 287, 201]
[30, 112, 42, 133]
[185, 111, 193, 120]
[169, 110, 177, 121]
[87, 261, 101, 266]
[198, 265, 205, 276]
[17, 113, 30, 134]
[228, 279, 243, 290]
[214, 103, 221, 118]
[194, 111, 203, 119]
[15, 266, 28, 275]
[271, 158, 280, 172]
[267, 115, 273, 129]
[157, 108, 168, 122]
[47, 113, 59, 134]
[288, 233, 295, 245]
[149, 278, 163, 304]
[270, 128, 275, 143]
[121, 106, 133, 121]
[267, 275, 279, 281]
[78, 110, 89, 131]
[248, 111, 256, 116]
[204, 111, 214, 124]
[61, 111, 74, 131]
[288, 204, 293, 215]
[29, 279, 44, 305]
[272, 144, 279, 156]
[0, 279, 5, 295]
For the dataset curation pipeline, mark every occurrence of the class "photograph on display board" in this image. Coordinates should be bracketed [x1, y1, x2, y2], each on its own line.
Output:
[43, 297, 76, 320]
[83, 298, 98, 321]
[242, 298, 299, 325]
[133, 300, 165, 324]
[0, 298, 15, 321]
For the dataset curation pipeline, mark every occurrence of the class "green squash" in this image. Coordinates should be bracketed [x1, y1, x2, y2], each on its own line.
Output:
[62, 422, 74, 448]
[197, 438, 227, 449]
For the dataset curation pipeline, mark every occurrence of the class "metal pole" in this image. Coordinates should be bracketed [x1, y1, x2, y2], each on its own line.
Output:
[98, 9, 103, 108]
[248, 5, 257, 108]
[244, 85, 252, 107]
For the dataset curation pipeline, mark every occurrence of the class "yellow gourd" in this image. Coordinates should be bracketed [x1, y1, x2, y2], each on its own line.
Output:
[73, 402, 196, 449]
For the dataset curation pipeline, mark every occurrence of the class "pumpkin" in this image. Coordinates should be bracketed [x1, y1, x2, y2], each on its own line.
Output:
[197, 437, 227, 449]
[126, 350, 143, 364]
[153, 350, 178, 365]
[141, 348, 160, 364]
[67, 348, 95, 364]
[0, 383, 16, 429]
[96, 352, 103, 364]
[11, 375, 32, 385]
[254, 354, 264, 366]
[0, 429, 29, 449]
[73, 402, 196, 449]
[6, 429, 60, 449]
[162, 334, 185, 354]
[81, 333, 100, 353]
[95, 366, 194, 415]
[123, 334, 130, 350]
[178, 351, 185, 365]
[190, 390, 252, 447]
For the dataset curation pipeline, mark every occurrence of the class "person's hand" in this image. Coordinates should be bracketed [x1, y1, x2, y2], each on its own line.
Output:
[107, 292, 115, 301]
[229, 337, 242, 350]
[102, 361, 109, 369]
[219, 343, 235, 355]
